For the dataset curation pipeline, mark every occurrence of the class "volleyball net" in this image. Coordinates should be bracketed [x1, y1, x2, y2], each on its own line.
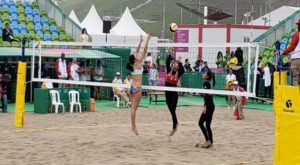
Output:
[31, 41, 260, 97]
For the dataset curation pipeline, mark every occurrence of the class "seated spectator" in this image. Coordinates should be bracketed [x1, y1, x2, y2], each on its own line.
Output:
[198, 60, 204, 72]
[123, 73, 132, 100]
[112, 72, 131, 106]
[184, 59, 192, 71]
[0, 74, 8, 113]
[227, 51, 238, 68]
[193, 57, 202, 72]
[41, 75, 54, 89]
[2, 23, 17, 42]
[201, 61, 210, 73]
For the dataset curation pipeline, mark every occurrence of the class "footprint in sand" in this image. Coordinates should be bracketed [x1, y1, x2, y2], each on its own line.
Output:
[80, 141, 95, 146]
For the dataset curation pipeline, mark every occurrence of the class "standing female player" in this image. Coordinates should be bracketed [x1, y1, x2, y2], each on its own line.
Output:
[196, 70, 215, 148]
[126, 34, 151, 135]
[165, 49, 185, 136]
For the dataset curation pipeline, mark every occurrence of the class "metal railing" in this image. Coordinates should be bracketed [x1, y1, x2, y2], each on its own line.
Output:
[36, 0, 82, 41]
[253, 9, 300, 47]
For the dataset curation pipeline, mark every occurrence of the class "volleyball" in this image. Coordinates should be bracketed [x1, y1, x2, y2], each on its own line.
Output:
[169, 23, 177, 32]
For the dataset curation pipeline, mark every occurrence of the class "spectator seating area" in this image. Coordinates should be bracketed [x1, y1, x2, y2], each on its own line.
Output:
[0, 0, 74, 47]
[260, 28, 295, 66]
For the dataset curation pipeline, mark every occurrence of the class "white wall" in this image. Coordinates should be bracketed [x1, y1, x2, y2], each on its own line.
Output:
[202, 28, 226, 68]
[230, 28, 267, 42]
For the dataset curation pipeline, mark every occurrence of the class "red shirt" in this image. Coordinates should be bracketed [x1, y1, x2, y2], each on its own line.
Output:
[283, 31, 299, 55]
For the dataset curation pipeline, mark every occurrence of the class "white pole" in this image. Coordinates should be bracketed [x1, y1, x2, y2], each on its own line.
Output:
[163, 1, 165, 31]
[38, 43, 42, 79]
[252, 44, 260, 96]
[260, 3, 262, 17]
[204, 6, 208, 25]
[234, 0, 237, 24]
[198, 0, 201, 24]
[181, 8, 183, 24]
[247, 44, 251, 93]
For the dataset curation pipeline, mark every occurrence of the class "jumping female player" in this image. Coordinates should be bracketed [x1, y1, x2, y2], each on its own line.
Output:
[126, 34, 151, 135]
[196, 70, 215, 148]
[165, 49, 185, 137]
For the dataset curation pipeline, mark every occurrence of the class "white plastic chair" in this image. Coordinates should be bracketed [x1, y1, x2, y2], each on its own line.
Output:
[68, 90, 82, 113]
[49, 90, 65, 113]
[113, 94, 120, 107]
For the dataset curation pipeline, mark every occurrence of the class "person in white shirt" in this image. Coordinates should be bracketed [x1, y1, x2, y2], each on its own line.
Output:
[225, 68, 236, 110]
[112, 72, 131, 106]
[263, 63, 272, 98]
[55, 53, 68, 88]
[80, 28, 89, 43]
[69, 58, 80, 81]
[149, 63, 159, 86]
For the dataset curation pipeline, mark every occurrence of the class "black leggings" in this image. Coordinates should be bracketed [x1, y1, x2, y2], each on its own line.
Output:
[198, 106, 215, 143]
[264, 86, 271, 98]
[165, 91, 179, 129]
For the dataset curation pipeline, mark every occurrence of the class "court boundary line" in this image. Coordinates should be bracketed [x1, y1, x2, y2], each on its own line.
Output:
[0, 120, 238, 133]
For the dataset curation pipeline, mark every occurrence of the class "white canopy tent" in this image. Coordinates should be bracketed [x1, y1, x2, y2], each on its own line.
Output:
[110, 7, 147, 36]
[69, 10, 82, 28]
[91, 6, 157, 44]
[81, 5, 103, 35]
[248, 6, 300, 26]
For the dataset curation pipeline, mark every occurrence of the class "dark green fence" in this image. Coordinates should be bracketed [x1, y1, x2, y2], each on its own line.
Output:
[34, 88, 90, 114]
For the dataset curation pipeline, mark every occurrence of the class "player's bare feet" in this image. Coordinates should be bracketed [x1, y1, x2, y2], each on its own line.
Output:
[169, 128, 177, 136]
[169, 124, 178, 136]
[201, 141, 212, 148]
[131, 127, 139, 136]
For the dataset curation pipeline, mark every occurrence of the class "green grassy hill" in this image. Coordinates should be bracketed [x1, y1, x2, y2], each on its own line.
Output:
[58, 0, 296, 38]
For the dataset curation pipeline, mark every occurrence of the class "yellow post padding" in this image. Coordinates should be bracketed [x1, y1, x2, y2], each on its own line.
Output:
[14, 62, 27, 128]
[273, 72, 281, 165]
[273, 72, 300, 165]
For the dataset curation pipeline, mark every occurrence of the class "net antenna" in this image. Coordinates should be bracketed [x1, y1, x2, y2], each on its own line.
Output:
[31, 41, 259, 97]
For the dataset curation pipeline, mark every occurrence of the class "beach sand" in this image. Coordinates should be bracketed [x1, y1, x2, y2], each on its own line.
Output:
[0, 106, 274, 165]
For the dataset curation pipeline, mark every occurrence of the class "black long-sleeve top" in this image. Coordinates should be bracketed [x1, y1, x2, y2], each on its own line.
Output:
[203, 80, 214, 108]
[165, 54, 185, 87]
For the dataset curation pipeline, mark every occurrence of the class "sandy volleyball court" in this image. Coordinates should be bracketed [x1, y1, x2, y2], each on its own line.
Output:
[0, 106, 273, 165]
